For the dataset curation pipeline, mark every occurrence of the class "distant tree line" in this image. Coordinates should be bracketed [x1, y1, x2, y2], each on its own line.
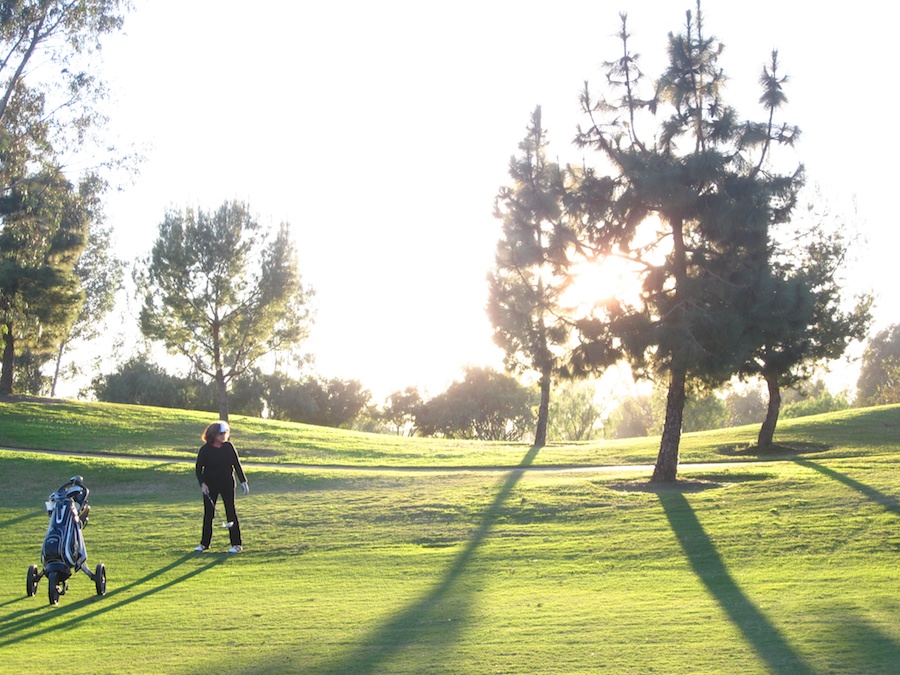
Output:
[92, 361, 535, 440]
[93, 358, 370, 429]
[91, 340, 887, 444]
[604, 378, 852, 440]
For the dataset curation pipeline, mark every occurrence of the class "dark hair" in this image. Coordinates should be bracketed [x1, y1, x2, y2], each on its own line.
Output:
[202, 421, 231, 443]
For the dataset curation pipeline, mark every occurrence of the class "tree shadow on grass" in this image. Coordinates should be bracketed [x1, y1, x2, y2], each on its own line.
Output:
[0, 511, 43, 530]
[794, 458, 899, 515]
[817, 611, 900, 673]
[658, 491, 815, 675]
[717, 441, 829, 458]
[313, 444, 543, 675]
[0, 552, 225, 647]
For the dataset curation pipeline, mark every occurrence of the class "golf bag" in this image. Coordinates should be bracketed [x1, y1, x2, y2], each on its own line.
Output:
[27, 476, 106, 605]
[42, 478, 90, 573]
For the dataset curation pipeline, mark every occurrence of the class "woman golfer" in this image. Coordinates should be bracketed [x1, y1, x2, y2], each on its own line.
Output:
[194, 420, 249, 553]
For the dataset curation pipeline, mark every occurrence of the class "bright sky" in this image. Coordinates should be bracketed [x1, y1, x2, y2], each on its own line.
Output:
[91, 0, 897, 401]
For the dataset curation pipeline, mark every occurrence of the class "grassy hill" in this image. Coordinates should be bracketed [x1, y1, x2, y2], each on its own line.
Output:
[0, 399, 897, 673]
[2, 396, 898, 467]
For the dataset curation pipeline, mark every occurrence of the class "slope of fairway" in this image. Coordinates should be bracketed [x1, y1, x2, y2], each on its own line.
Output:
[1, 397, 898, 467]
[0, 400, 897, 674]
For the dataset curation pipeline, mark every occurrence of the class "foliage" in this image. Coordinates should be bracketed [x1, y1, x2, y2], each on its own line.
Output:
[0, 1, 131, 395]
[723, 386, 767, 427]
[381, 386, 423, 436]
[607, 392, 657, 439]
[0, 169, 100, 394]
[569, 7, 802, 480]
[547, 378, 607, 441]
[607, 385, 728, 438]
[681, 389, 729, 433]
[351, 403, 394, 435]
[309, 376, 371, 429]
[92, 360, 367, 428]
[781, 388, 851, 419]
[49, 219, 125, 395]
[0, 1, 129, 149]
[92, 355, 198, 409]
[488, 107, 589, 446]
[136, 201, 314, 420]
[607, 378, 850, 438]
[264, 372, 370, 429]
[740, 193, 871, 447]
[857, 325, 900, 405]
[228, 367, 268, 418]
[415, 366, 535, 441]
[867, 355, 900, 407]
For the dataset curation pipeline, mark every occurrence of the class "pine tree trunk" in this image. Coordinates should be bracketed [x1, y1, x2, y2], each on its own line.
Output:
[0, 327, 15, 395]
[50, 338, 67, 398]
[652, 214, 688, 484]
[758, 373, 781, 449]
[652, 367, 686, 483]
[216, 375, 229, 421]
[533, 368, 551, 448]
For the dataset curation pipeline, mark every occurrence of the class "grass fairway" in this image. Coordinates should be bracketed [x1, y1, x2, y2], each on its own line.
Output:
[0, 402, 898, 673]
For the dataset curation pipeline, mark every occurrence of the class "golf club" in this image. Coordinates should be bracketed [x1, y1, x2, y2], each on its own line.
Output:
[204, 491, 234, 529]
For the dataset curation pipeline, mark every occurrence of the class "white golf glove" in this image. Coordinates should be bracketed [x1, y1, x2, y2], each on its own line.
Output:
[241, 481, 250, 496]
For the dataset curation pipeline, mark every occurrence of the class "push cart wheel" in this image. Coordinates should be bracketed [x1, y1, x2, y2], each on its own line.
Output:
[94, 563, 107, 596]
[47, 571, 60, 606]
[26, 565, 39, 597]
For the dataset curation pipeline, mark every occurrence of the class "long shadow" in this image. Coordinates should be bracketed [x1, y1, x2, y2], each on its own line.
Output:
[0, 552, 224, 646]
[315, 444, 543, 675]
[659, 491, 815, 675]
[0, 511, 43, 529]
[794, 459, 899, 515]
[0, 512, 43, 612]
[819, 611, 900, 672]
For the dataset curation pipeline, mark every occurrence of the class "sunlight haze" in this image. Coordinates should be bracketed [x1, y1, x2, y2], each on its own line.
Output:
[90, 0, 896, 401]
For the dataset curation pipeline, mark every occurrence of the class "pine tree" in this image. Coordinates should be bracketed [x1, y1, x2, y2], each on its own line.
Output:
[572, 6, 802, 480]
[742, 200, 871, 447]
[488, 107, 578, 447]
[0, 169, 95, 394]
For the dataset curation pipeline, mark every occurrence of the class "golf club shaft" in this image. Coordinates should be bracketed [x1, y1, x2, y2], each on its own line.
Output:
[205, 491, 234, 528]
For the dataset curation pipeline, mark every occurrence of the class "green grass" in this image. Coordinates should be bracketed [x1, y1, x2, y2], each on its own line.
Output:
[0, 400, 898, 673]
[2, 397, 899, 467]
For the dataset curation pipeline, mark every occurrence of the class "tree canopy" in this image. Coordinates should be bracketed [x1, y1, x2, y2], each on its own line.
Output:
[0, 169, 100, 393]
[0, 0, 128, 178]
[569, 7, 802, 480]
[381, 386, 423, 436]
[857, 325, 900, 406]
[415, 366, 534, 441]
[265, 373, 370, 429]
[136, 200, 314, 419]
[740, 196, 871, 447]
[0, 0, 131, 395]
[50, 219, 124, 395]
[488, 106, 585, 447]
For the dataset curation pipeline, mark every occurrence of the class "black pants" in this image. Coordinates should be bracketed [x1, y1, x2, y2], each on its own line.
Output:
[201, 483, 241, 548]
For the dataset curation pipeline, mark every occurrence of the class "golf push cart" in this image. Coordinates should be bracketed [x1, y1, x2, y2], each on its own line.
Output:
[26, 476, 107, 605]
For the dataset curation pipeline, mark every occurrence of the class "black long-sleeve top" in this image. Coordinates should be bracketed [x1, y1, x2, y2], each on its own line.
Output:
[195, 441, 247, 489]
